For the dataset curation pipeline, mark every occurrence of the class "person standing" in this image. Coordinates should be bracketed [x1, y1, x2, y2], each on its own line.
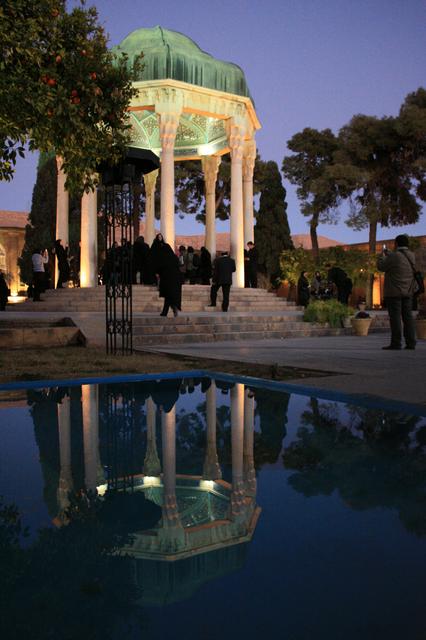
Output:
[0, 270, 10, 310]
[246, 241, 258, 288]
[53, 239, 70, 288]
[311, 271, 323, 298]
[377, 234, 417, 350]
[209, 250, 236, 312]
[132, 235, 149, 284]
[186, 246, 197, 284]
[199, 246, 212, 285]
[297, 270, 310, 307]
[157, 243, 182, 317]
[32, 248, 49, 301]
[326, 264, 352, 304]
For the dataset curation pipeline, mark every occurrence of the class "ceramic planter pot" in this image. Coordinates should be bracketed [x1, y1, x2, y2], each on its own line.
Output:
[351, 317, 373, 336]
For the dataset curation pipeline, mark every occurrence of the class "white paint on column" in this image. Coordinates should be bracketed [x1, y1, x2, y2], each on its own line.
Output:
[243, 139, 256, 247]
[144, 169, 158, 246]
[201, 156, 221, 259]
[55, 157, 69, 286]
[80, 188, 98, 287]
[228, 120, 246, 288]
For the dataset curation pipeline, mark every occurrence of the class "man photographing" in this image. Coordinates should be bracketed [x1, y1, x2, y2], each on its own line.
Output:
[377, 234, 417, 350]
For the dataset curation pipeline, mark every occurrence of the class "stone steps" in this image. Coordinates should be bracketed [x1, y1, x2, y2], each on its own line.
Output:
[18, 285, 298, 313]
[130, 311, 390, 346]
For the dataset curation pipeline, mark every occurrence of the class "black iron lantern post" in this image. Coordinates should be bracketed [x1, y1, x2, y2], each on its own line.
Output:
[100, 148, 159, 355]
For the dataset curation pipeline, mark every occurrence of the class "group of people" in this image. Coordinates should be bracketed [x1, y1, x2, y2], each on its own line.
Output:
[137, 233, 237, 316]
[297, 266, 353, 307]
[30, 239, 79, 301]
[177, 245, 212, 285]
[296, 234, 421, 351]
[101, 235, 257, 316]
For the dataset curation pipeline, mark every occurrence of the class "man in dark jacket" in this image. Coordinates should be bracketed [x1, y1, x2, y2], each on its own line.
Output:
[246, 241, 258, 288]
[209, 251, 236, 312]
[377, 234, 417, 350]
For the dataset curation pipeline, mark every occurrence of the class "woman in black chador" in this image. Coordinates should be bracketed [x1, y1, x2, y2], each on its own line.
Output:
[156, 243, 182, 317]
[199, 246, 212, 285]
[297, 270, 310, 307]
[53, 239, 70, 288]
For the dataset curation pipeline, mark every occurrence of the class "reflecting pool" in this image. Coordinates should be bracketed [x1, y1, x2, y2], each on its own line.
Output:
[0, 376, 425, 640]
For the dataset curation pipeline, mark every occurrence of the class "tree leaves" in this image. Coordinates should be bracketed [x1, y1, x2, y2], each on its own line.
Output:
[0, 0, 143, 193]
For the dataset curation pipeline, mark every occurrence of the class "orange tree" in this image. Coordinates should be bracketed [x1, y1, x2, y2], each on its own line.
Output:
[0, 0, 142, 192]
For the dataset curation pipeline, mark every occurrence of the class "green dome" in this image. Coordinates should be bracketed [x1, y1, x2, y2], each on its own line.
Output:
[112, 26, 251, 98]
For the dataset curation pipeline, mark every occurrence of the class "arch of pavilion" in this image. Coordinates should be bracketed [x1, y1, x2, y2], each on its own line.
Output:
[55, 26, 261, 289]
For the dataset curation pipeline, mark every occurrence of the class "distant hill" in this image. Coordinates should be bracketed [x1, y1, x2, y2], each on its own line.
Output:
[291, 234, 341, 249]
[138, 223, 341, 251]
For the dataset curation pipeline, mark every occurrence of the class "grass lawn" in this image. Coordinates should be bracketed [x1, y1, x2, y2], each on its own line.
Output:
[0, 345, 324, 385]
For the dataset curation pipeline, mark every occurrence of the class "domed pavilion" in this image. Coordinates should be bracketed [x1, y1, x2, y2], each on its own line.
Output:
[55, 26, 261, 287]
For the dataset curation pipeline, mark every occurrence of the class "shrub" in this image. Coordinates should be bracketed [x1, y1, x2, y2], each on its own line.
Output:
[303, 299, 354, 327]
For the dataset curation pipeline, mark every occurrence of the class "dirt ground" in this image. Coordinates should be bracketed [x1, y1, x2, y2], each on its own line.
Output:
[0, 345, 324, 385]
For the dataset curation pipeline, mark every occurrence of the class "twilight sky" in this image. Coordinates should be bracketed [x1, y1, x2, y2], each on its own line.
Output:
[1, 0, 425, 243]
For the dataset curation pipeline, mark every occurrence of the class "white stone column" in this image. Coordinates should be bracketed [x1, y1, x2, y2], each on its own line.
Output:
[230, 383, 245, 517]
[82, 384, 100, 492]
[203, 381, 222, 480]
[243, 388, 256, 497]
[143, 169, 158, 246]
[143, 397, 161, 477]
[201, 156, 221, 259]
[158, 113, 179, 248]
[57, 395, 72, 515]
[243, 139, 256, 246]
[80, 187, 98, 287]
[227, 119, 246, 288]
[55, 157, 69, 286]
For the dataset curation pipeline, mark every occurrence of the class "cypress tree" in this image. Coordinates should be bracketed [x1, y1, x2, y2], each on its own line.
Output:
[18, 154, 57, 285]
[254, 161, 293, 281]
[18, 154, 81, 286]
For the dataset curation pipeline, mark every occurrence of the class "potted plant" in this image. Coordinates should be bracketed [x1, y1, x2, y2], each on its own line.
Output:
[415, 297, 426, 339]
[351, 310, 373, 336]
[303, 299, 354, 328]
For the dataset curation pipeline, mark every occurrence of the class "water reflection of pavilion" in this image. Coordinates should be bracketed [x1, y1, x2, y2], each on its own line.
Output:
[41, 379, 260, 604]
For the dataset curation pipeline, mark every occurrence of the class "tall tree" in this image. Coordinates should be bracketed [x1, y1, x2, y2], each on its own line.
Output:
[0, 0, 142, 192]
[254, 161, 293, 281]
[174, 154, 266, 223]
[18, 155, 81, 285]
[282, 128, 341, 261]
[332, 113, 423, 304]
[397, 87, 426, 203]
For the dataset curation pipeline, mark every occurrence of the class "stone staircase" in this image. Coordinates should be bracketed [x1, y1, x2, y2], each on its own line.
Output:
[18, 284, 302, 314]
[13, 285, 390, 346]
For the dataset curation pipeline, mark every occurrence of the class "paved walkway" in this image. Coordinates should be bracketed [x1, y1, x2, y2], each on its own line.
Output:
[3, 309, 424, 409]
[143, 333, 426, 409]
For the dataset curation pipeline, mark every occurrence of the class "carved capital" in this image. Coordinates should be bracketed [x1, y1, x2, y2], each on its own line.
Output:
[158, 112, 180, 151]
[201, 156, 221, 194]
[226, 119, 245, 163]
[143, 168, 159, 195]
[242, 139, 256, 181]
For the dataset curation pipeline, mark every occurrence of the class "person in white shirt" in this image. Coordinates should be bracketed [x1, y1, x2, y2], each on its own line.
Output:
[32, 248, 49, 301]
